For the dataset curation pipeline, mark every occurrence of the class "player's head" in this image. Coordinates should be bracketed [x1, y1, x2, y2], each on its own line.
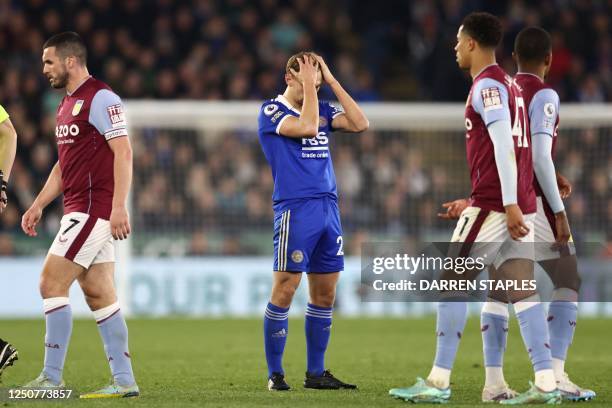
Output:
[513, 26, 552, 75]
[455, 12, 502, 70]
[284, 51, 323, 103]
[42, 32, 87, 89]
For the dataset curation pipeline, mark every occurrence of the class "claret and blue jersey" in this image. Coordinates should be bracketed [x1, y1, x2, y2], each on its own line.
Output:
[258, 94, 346, 273]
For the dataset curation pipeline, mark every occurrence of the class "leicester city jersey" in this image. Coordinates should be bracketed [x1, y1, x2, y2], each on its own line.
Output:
[258, 94, 344, 203]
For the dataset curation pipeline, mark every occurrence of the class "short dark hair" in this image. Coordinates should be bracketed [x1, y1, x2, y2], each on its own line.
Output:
[461, 12, 503, 48]
[514, 26, 552, 64]
[43, 32, 87, 65]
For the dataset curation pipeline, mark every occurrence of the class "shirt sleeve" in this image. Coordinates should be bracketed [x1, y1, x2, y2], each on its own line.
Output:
[529, 88, 559, 138]
[471, 78, 511, 126]
[0, 104, 9, 123]
[88, 89, 128, 141]
[326, 101, 344, 131]
[258, 102, 289, 136]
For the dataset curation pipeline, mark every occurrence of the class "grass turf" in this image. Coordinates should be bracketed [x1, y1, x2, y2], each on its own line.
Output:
[0, 317, 610, 407]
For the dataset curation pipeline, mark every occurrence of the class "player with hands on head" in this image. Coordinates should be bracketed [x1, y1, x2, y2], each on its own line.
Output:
[258, 51, 368, 391]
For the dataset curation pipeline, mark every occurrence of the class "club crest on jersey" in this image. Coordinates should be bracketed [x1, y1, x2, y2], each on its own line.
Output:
[318, 116, 327, 128]
[481, 87, 502, 112]
[72, 100, 84, 116]
[291, 250, 304, 263]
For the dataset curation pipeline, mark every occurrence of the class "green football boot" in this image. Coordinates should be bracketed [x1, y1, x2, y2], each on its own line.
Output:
[500, 382, 561, 405]
[389, 377, 451, 403]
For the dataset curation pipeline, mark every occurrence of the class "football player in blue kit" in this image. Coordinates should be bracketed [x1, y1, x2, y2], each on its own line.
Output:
[258, 52, 369, 391]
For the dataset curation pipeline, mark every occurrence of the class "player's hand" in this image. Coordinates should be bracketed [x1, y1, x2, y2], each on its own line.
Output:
[437, 198, 469, 220]
[504, 204, 529, 240]
[312, 54, 336, 85]
[556, 172, 572, 199]
[552, 211, 572, 248]
[21, 204, 43, 237]
[110, 206, 131, 240]
[289, 55, 318, 85]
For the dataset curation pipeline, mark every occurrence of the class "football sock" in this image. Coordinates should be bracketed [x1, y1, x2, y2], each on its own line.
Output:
[548, 288, 578, 380]
[428, 301, 467, 389]
[305, 303, 333, 376]
[513, 295, 555, 391]
[481, 298, 509, 387]
[264, 302, 289, 378]
[43, 297, 72, 385]
[94, 303, 136, 386]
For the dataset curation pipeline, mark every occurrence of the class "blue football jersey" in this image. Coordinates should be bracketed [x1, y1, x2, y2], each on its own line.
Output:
[258, 95, 344, 203]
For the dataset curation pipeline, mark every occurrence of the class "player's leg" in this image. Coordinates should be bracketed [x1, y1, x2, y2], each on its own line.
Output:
[77, 259, 139, 398]
[480, 266, 515, 401]
[535, 197, 594, 400]
[265, 271, 301, 390]
[390, 207, 491, 403]
[495, 218, 561, 404]
[24, 253, 84, 388]
[303, 198, 355, 390]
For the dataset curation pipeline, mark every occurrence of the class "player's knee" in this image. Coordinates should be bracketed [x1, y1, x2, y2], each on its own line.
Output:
[39, 275, 65, 298]
[271, 282, 297, 307]
[311, 288, 336, 308]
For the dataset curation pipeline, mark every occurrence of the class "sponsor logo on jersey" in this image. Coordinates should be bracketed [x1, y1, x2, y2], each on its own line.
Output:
[107, 104, 126, 128]
[264, 104, 279, 116]
[301, 132, 330, 158]
[270, 110, 284, 123]
[56, 124, 80, 137]
[72, 99, 84, 116]
[482, 87, 503, 111]
[291, 249, 304, 263]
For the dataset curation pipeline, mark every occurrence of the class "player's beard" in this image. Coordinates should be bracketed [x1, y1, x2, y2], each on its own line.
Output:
[51, 70, 69, 89]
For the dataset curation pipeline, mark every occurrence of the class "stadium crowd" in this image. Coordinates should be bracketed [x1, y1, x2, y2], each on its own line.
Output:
[0, 0, 611, 255]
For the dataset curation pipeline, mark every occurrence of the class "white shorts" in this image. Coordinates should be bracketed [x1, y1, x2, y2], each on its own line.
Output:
[450, 206, 535, 268]
[534, 196, 575, 261]
[48, 212, 115, 269]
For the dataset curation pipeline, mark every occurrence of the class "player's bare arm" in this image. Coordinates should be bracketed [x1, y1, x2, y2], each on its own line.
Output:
[0, 117, 17, 213]
[21, 161, 63, 237]
[313, 55, 369, 133]
[437, 198, 469, 220]
[278, 55, 320, 138]
[108, 136, 133, 240]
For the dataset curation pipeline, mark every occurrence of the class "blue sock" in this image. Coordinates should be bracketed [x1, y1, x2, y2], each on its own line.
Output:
[481, 301, 509, 368]
[514, 300, 553, 371]
[305, 303, 333, 376]
[96, 308, 136, 386]
[548, 301, 578, 361]
[43, 298, 72, 385]
[433, 301, 467, 370]
[264, 302, 289, 378]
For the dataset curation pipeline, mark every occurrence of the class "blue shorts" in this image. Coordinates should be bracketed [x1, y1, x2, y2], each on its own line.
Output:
[273, 196, 344, 273]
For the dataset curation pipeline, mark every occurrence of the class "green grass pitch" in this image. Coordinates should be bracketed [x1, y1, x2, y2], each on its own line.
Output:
[1, 317, 610, 407]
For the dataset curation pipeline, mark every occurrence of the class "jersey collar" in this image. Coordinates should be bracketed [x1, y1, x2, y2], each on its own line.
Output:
[473, 63, 498, 81]
[515, 72, 544, 82]
[67, 75, 92, 96]
[275, 94, 301, 114]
